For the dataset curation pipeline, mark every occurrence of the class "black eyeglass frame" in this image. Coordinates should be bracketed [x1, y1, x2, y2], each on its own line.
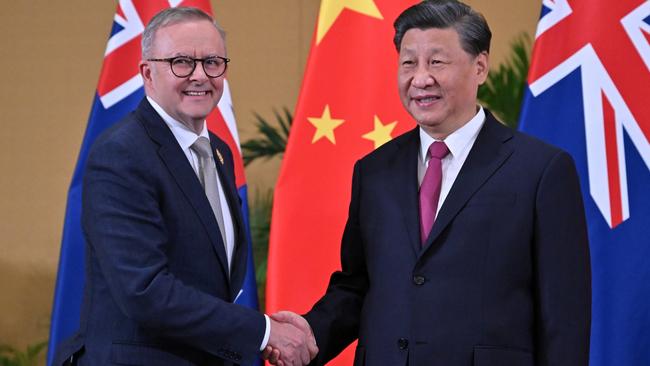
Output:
[146, 56, 230, 78]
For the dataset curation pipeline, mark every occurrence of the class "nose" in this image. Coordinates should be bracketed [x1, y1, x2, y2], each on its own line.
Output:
[189, 60, 209, 81]
[411, 64, 434, 89]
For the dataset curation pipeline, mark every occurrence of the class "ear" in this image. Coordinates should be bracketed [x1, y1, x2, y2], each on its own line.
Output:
[475, 51, 489, 85]
[139, 60, 153, 86]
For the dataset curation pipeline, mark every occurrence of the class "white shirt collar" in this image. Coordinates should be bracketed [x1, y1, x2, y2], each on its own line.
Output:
[147, 96, 209, 149]
[419, 106, 486, 163]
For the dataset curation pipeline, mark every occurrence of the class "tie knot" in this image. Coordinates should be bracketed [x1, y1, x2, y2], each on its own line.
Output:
[428, 141, 449, 160]
[191, 136, 212, 158]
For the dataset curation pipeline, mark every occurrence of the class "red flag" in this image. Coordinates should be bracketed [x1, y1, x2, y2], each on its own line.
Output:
[266, 0, 417, 364]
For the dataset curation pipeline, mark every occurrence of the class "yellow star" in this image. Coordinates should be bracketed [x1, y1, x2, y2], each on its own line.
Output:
[316, 0, 383, 44]
[308, 105, 346, 144]
[362, 116, 397, 149]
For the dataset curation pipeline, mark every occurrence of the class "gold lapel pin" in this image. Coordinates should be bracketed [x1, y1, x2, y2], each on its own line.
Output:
[215, 148, 224, 165]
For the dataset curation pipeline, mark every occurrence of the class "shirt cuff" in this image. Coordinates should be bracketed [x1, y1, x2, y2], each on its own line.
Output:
[259, 314, 271, 351]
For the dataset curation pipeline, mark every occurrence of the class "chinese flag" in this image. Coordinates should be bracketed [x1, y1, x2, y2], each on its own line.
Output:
[266, 0, 418, 364]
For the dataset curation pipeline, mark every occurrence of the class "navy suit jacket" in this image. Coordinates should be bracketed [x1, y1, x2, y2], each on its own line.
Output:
[304, 110, 591, 366]
[54, 99, 265, 366]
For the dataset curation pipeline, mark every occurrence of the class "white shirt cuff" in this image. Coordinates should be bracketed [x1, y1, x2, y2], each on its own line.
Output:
[259, 314, 271, 351]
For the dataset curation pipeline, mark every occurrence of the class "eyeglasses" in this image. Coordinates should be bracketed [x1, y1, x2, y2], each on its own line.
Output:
[147, 56, 230, 78]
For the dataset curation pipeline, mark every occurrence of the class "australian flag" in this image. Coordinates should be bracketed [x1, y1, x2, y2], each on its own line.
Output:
[519, 0, 650, 364]
[47, 1, 261, 365]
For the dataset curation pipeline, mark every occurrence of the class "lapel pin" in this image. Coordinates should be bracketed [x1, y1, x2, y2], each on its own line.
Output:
[215, 148, 224, 165]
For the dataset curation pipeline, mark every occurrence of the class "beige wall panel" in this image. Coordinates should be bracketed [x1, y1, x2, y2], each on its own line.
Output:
[468, 0, 539, 66]
[0, 1, 115, 349]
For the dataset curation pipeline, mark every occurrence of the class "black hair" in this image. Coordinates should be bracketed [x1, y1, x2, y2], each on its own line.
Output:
[393, 0, 491, 55]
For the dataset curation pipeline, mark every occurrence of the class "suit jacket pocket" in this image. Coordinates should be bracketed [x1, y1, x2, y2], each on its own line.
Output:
[473, 345, 533, 366]
[110, 342, 194, 366]
[353, 345, 366, 366]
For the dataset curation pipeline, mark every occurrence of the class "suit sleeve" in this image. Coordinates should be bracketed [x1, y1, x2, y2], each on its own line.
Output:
[304, 161, 369, 365]
[82, 137, 265, 365]
[533, 151, 591, 366]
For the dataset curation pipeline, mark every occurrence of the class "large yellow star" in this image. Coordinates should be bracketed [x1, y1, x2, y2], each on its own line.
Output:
[362, 116, 397, 149]
[308, 105, 346, 144]
[316, 0, 383, 44]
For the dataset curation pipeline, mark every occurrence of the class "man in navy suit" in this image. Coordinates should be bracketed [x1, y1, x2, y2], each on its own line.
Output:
[54, 7, 316, 366]
[267, 1, 591, 365]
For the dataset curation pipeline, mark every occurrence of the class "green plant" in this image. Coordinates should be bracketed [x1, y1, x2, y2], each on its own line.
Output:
[248, 189, 274, 311]
[478, 32, 532, 128]
[241, 108, 293, 309]
[241, 107, 293, 166]
[0, 342, 47, 366]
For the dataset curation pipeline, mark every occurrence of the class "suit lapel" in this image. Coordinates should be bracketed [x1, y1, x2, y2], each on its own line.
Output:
[135, 99, 231, 281]
[422, 112, 514, 253]
[209, 136, 248, 300]
[389, 128, 422, 257]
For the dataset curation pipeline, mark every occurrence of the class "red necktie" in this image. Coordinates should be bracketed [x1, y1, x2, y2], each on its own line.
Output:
[419, 141, 449, 244]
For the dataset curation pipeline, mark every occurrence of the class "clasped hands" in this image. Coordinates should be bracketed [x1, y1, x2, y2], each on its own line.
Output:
[264, 311, 318, 366]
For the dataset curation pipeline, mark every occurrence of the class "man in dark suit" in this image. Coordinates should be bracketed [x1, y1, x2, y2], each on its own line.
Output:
[267, 1, 591, 365]
[54, 7, 316, 366]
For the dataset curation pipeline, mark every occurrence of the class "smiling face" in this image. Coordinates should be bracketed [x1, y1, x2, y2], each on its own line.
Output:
[140, 19, 225, 133]
[398, 27, 488, 139]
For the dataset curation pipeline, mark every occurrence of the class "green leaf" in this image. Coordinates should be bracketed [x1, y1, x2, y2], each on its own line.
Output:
[248, 189, 274, 310]
[0, 341, 46, 366]
[478, 32, 532, 128]
[25, 342, 47, 362]
[241, 107, 293, 166]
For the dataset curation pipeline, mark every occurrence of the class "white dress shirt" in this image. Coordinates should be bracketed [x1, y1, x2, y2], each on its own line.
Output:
[147, 97, 270, 350]
[418, 107, 486, 217]
[148, 97, 236, 268]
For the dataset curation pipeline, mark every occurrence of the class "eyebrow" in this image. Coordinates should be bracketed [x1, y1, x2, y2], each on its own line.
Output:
[169, 53, 222, 58]
[400, 47, 446, 56]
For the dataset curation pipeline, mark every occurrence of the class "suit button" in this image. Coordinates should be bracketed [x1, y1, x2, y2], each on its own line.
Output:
[397, 338, 409, 350]
[413, 275, 425, 285]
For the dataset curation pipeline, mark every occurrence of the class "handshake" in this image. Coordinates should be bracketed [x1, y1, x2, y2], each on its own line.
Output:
[264, 311, 318, 366]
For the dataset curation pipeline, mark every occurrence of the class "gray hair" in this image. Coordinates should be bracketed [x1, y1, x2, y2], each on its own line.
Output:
[141, 7, 226, 58]
[393, 0, 491, 56]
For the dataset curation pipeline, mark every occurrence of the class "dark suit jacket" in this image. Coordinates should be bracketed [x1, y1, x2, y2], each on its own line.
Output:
[54, 99, 265, 366]
[304, 110, 591, 366]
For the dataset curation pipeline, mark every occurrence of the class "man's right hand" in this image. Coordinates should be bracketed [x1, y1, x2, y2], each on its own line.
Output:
[266, 312, 318, 366]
